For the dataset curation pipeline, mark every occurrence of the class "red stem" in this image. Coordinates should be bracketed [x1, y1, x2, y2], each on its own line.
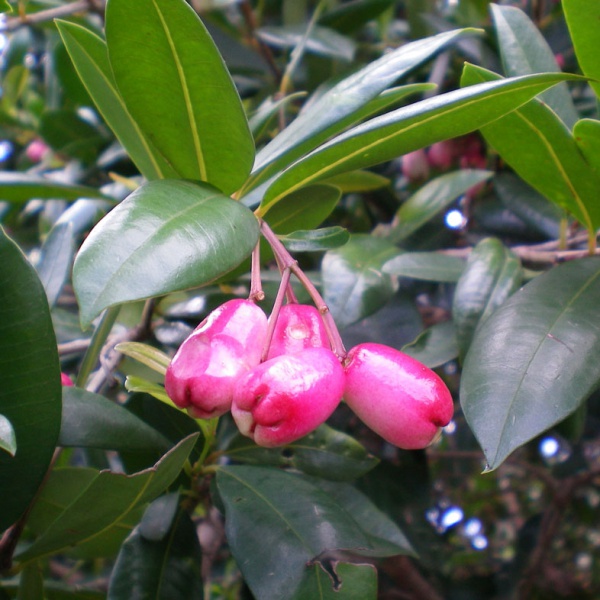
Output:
[249, 242, 265, 302]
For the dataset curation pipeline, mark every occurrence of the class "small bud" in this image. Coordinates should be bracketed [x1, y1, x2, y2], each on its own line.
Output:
[401, 149, 430, 182]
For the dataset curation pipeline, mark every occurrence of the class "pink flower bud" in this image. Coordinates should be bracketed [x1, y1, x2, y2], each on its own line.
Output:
[61, 372, 74, 387]
[266, 303, 329, 359]
[427, 140, 456, 170]
[401, 149, 430, 182]
[343, 343, 453, 449]
[25, 139, 50, 163]
[165, 299, 268, 419]
[232, 347, 345, 448]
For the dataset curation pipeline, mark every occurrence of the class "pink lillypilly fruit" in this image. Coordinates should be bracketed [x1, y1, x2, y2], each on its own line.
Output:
[232, 347, 345, 448]
[401, 149, 430, 182]
[165, 299, 268, 419]
[344, 343, 453, 450]
[266, 303, 329, 359]
[61, 373, 74, 387]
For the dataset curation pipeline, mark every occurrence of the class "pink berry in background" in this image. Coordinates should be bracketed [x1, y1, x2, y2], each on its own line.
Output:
[25, 139, 49, 163]
[165, 299, 268, 419]
[266, 303, 329, 359]
[343, 343, 453, 450]
[427, 140, 456, 171]
[232, 347, 345, 448]
[401, 149, 430, 182]
[60, 372, 74, 387]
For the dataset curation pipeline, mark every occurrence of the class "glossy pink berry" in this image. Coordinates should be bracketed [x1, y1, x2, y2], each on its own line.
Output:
[61, 373, 74, 387]
[401, 149, 430, 182]
[165, 299, 268, 419]
[266, 303, 329, 359]
[343, 343, 453, 450]
[232, 347, 345, 448]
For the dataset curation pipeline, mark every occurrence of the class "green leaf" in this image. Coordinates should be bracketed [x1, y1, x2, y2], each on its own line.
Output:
[0, 0, 12, 12]
[280, 227, 350, 252]
[322, 170, 390, 193]
[105, 0, 254, 194]
[453, 238, 522, 361]
[56, 20, 179, 180]
[293, 562, 377, 600]
[460, 257, 600, 471]
[249, 92, 307, 141]
[490, 4, 578, 128]
[574, 119, 600, 174]
[322, 234, 400, 329]
[402, 320, 459, 369]
[262, 71, 577, 210]
[461, 64, 600, 232]
[0, 413, 16, 457]
[59, 386, 171, 453]
[224, 424, 379, 481]
[245, 28, 475, 195]
[0, 227, 61, 532]
[73, 180, 260, 327]
[108, 508, 203, 600]
[384, 252, 465, 282]
[18, 561, 44, 600]
[320, 0, 394, 34]
[388, 169, 493, 243]
[16, 433, 198, 562]
[0, 172, 111, 203]
[115, 341, 171, 376]
[124, 376, 175, 407]
[563, 0, 600, 99]
[216, 466, 405, 600]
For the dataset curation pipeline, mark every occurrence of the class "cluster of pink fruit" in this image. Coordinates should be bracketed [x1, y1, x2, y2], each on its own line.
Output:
[164, 298, 453, 450]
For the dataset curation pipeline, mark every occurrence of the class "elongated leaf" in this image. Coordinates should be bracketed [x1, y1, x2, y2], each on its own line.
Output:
[389, 169, 492, 243]
[461, 64, 600, 232]
[16, 434, 198, 562]
[0, 172, 111, 203]
[293, 562, 377, 600]
[73, 180, 260, 327]
[59, 387, 171, 453]
[322, 235, 400, 329]
[281, 227, 350, 252]
[249, 92, 307, 140]
[573, 119, 600, 174]
[461, 258, 600, 471]
[491, 4, 578, 128]
[108, 509, 203, 600]
[0, 228, 61, 532]
[36, 222, 74, 308]
[262, 72, 577, 210]
[56, 21, 178, 180]
[384, 252, 465, 282]
[106, 0, 254, 194]
[0, 0, 11, 12]
[115, 341, 170, 376]
[320, 0, 394, 34]
[322, 170, 390, 192]
[245, 29, 476, 194]
[402, 320, 458, 368]
[0, 414, 16, 457]
[453, 238, 522, 361]
[224, 424, 379, 481]
[563, 0, 600, 99]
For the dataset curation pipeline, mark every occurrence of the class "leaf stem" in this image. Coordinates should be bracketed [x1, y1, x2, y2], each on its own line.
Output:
[249, 242, 265, 302]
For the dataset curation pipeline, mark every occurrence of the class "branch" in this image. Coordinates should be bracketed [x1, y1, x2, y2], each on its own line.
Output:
[2, 0, 102, 32]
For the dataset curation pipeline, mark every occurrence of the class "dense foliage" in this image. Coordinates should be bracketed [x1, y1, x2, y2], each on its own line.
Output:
[1, 0, 600, 598]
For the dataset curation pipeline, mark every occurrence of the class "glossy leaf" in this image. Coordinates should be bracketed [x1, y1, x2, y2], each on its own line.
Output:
[491, 4, 578, 128]
[563, 0, 600, 99]
[402, 320, 459, 368]
[73, 180, 260, 327]
[124, 376, 174, 407]
[384, 252, 465, 282]
[224, 424, 379, 481]
[388, 169, 492, 243]
[280, 227, 350, 252]
[246, 29, 475, 193]
[293, 562, 377, 600]
[322, 170, 390, 193]
[453, 238, 522, 361]
[16, 434, 198, 562]
[249, 92, 307, 140]
[106, 0, 254, 194]
[322, 235, 400, 329]
[0, 227, 61, 532]
[59, 386, 171, 453]
[115, 341, 170, 376]
[262, 71, 577, 210]
[461, 258, 600, 471]
[56, 20, 179, 180]
[108, 509, 203, 600]
[461, 64, 600, 232]
[0, 0, 11, 12]
[0, 172, 111, 203]
[0, 413, 16, 456]
[574, 119, 600, 174]
[216, 466, 406, 600]
[320, 0, 394, 34]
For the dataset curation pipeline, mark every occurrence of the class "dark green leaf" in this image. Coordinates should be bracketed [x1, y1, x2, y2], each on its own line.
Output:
[402, 320, 459, 368]
[262, 71, 576, 210]
[453, 238, 522, 361]
[0, 414, 16, 457]
[322, 235, 400, 329]
[280, 227, 350, 252]
[0, 227, 61, 532]
[320, 0, 394, 34]
[138, 493, 179, 541]
[0, 173, 111, 203]
[106, 0, 254, 194]
[56, 20, 179, 180]
[16, 434, 198, 561]
[322, 170, 390, 192]
[491, 4, 578, 128]
[59, 386, 171, 453]
[461, 64, 600, 232]
[384, 252, 465, 282]
[73, 180, 260, 327]
[388, 169, 492, 243]
[224, 424, 379, 481]
[574, 119, 600, 174]
[293, 562, 377, 600]
[18, 561, 44, 600]
[461, 258, 600, 471]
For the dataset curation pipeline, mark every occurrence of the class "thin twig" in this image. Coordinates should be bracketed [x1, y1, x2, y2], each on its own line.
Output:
[58, 338, 92, 356]
[2, 0, 96, 32]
